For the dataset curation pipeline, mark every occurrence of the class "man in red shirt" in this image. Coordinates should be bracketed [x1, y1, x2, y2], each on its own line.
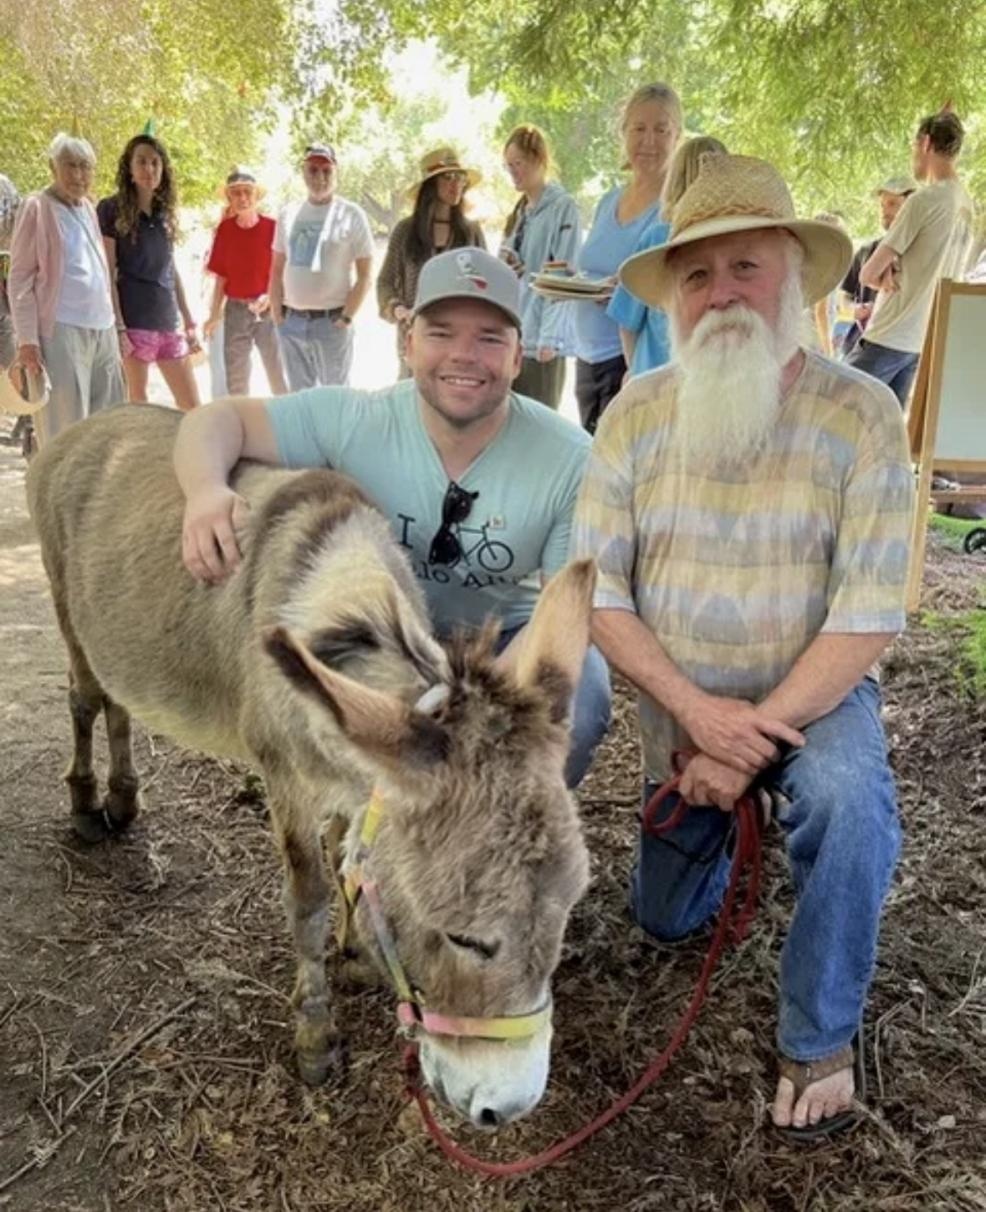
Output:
[205, 167, 287, 395]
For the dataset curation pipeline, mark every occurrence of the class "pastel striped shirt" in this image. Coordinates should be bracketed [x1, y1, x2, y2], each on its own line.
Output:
[574, 351, 914, 778]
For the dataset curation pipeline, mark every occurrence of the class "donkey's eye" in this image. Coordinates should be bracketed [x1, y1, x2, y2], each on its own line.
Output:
[445, 933, 500, 960]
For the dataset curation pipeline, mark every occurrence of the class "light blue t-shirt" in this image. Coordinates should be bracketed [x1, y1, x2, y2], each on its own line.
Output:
[574, 186, 661, 365]
[606, 217, 671, 378]
[266, 379, 591, 633]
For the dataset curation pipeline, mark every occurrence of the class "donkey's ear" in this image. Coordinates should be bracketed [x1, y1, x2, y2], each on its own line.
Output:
[494, 559, 596, 722]
[264, 627, 450, 770]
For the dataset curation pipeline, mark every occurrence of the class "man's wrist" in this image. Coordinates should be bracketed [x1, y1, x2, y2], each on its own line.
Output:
[665, 682, 707, 730]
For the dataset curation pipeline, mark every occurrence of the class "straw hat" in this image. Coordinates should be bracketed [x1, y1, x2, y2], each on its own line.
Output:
[619, 154, 853, 308]
[409, 148, 481, 198]
[0, 363, 49, 417]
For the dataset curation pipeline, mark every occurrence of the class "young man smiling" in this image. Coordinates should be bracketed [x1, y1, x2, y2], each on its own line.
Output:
[175, 247, 610, 785]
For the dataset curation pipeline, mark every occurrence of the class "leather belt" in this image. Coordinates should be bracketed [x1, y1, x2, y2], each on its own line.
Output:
[283, 305, 343, 320]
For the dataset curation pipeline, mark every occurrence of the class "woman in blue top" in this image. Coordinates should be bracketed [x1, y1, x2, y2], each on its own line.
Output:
[499, 125, 581, 410]
[574, 83, 681, 433]
[609, 134, 728, 381]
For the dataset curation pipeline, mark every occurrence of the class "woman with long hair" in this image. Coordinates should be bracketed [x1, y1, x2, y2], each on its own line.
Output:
[98, 131, 201, 409]
[573, 83, 682, 432]
[608, 134, 728, 380]
[499, 124, 580, 408]
[377, 147, 485, 377]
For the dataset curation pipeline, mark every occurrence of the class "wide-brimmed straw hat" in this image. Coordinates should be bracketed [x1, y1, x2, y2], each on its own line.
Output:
[619, 154, 853, 308]
[410, 147, 481, 198]
[0, 364, 50, 417]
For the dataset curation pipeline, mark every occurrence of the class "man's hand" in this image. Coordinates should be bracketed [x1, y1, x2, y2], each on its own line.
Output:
[181, 486, 251, 583]
[853, 303, 872, 325]
[537, 346, 557, 363]
[392, 303, 412, 323]
[677, 692, 805, 775]
[678, 753, 753, 812]
[16, 344, 44, 375]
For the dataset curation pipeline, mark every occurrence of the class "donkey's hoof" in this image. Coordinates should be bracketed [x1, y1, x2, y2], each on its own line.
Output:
[67, 775, 99, 817]
[104, 785, 142, 833]
[71, 810, 112, 845]
[297, 1039, 348, 1087]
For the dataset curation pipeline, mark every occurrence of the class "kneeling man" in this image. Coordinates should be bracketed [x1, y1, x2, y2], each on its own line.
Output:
[575, 155, 914, 1137]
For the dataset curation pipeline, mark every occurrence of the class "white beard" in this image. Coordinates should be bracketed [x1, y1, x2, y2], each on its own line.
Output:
[669, 274, 803, 468]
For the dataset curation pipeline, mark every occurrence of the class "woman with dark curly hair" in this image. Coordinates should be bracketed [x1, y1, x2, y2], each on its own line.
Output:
[377, 147, 486, 377]
[98, 132, 201, 409]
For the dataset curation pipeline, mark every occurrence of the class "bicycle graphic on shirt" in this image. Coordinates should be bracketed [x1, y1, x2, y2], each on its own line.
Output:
[449, 522, 514, 572]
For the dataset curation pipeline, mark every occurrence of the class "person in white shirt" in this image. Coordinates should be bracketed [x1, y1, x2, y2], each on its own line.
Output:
[269, 143, 374, 389]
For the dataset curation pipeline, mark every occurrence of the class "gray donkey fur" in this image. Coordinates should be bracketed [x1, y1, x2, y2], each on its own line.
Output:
[27, 404, 593, 1120]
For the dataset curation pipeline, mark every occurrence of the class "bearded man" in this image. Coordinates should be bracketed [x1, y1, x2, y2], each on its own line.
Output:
[574, 155, 914, 1140]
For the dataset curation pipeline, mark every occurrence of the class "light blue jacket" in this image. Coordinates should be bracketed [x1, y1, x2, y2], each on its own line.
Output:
[500, 181, 581, 357]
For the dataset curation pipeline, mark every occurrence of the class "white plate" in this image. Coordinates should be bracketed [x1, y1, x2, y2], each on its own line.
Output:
[532, 273, 613, 294]
[531, 283, 613, 302]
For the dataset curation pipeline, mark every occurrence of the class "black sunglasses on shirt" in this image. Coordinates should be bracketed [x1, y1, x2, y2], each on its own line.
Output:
[428, 481, 479, 566]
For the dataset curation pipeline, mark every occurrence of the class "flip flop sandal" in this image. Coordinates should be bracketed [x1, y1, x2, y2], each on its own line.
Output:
[775, 1025, 866, 1143]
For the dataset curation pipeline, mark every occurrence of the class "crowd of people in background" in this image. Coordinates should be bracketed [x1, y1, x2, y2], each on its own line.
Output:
[0, 85, 979, 1143]
[0, 93, 975, 447]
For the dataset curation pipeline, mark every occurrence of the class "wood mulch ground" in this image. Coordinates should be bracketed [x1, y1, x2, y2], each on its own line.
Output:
[1, 426, 984, 1211]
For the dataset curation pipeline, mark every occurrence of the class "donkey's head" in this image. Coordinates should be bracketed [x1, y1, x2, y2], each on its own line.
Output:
[267, 560, 595, 1127]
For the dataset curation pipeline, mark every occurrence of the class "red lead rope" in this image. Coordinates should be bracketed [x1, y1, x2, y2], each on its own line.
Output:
[403, 774, 764, 1177]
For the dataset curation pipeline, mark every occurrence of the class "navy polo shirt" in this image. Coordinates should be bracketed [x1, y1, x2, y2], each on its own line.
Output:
[97, 196, 179, 332]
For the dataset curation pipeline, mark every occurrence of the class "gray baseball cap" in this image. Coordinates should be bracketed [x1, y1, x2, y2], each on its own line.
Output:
[412, 248, 522, 330]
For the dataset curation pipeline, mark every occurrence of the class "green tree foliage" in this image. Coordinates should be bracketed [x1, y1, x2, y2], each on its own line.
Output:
[0, 0, 297, 204]
[370, 0, 986, 236]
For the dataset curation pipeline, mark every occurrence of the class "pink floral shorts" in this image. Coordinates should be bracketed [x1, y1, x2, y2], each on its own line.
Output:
[126, 328, 189, 364]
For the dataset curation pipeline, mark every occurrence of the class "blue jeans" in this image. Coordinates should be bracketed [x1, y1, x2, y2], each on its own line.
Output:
[278, 309, 353, 390]
[845, 338, 919, 407]
[631, 678, 901, 1061]
[497, 626, 612, 788]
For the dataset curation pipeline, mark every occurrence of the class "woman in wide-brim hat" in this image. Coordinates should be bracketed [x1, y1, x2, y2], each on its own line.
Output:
[377, 147, 485, 377]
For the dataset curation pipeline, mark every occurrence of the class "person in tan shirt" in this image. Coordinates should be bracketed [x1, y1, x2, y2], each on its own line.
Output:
[846, 109, 973, 404]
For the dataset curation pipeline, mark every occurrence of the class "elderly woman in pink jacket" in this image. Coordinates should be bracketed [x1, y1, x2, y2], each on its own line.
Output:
[9, 132, 125, 446]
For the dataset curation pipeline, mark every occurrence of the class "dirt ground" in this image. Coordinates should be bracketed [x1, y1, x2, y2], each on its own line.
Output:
[1, 423, 985, 1212]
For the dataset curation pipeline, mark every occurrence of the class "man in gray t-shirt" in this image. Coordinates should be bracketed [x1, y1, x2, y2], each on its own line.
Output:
[846, 110, 974, 405]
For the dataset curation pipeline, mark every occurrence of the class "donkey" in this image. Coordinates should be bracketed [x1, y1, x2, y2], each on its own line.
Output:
[27, 404, 594, 1128]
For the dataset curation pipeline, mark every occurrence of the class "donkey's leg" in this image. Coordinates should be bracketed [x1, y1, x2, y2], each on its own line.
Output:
[65, 670, 105, 842]
[102, 696, 142, 832]
[49, 591, 112, 842]
[269, 782, 342, 1085]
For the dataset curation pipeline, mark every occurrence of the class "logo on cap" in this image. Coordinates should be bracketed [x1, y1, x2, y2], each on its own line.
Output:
[456, 251, 488, 291]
